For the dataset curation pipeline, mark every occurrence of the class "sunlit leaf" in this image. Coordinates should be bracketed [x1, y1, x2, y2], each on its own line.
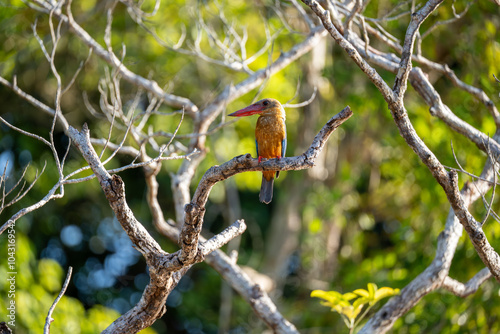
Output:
[312, 283, 401, 330]
[353, 288, 370, 298]
[311, 289, 341, 303]
[367, 283, 377, 299]
[343, 292, 358, 301]
[352, 296, 370, 310]
[341, 303, 364, 322]
[373, 287, 400, 304]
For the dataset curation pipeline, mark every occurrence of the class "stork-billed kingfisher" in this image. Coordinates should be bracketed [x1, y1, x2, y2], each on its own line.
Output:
[229, 98, 287, 204]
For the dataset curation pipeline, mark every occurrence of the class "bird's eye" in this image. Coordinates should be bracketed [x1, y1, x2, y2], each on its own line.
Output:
[263, 100, 269, 106]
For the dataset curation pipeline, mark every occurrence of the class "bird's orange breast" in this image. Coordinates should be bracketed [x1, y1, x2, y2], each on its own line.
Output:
[255, 115, 286, 159]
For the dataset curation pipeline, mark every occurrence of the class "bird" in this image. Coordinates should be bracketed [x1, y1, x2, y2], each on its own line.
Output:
[229, 98, 287, 204]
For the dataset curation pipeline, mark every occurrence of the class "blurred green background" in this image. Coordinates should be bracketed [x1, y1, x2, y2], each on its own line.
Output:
[0, 0, 499, 333]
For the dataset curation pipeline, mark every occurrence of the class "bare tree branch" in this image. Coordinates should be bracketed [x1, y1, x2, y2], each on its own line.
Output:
[302, 0, 500, 285]
[392, 0, 444, 100]
[64, 105, 351, 332]
[442, 268, 492, 297]
[44, 267, 73, 334]
[359, 155, 497, 333]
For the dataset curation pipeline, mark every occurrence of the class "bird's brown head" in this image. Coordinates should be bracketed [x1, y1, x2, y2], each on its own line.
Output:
[229, 98, 284, 117]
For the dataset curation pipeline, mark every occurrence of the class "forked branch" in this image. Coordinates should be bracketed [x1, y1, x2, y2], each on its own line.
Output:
[66, 105, 351, 332]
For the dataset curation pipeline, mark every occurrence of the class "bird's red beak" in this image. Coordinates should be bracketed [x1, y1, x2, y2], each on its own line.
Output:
[228, 103, 263, 117]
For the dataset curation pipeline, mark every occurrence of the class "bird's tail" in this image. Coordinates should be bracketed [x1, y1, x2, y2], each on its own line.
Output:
[260, 172, 274, 204]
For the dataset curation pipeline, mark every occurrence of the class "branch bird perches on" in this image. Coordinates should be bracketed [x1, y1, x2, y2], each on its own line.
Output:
[67, 106, 352, 333]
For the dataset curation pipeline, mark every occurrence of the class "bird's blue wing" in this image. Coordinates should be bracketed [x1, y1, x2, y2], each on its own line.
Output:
[276, 124, 287, 179]
[281, 136, 287, 158]
[281, 121, 287, 158]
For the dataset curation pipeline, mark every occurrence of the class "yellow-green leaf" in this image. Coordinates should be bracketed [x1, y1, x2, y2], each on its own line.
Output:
[373, 287, 400, 304]
[341, 304, 364, 321]
[367, 283, 377, 299]
[311, 290, 342, 304]
[312, 284, 400, 323]
[353, 288, 370, 298]
[352, 296, 370, 310]
[336, 298, 352, 308]
[343, 292, 358, 301]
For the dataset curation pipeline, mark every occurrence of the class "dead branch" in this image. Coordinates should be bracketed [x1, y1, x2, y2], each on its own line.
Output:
[141, 106, 351, 332]
[442, 268, 491, 298]
[64, 106, 350, 332]
[44, 267, 73, 334]
[359, 155, 497, 333]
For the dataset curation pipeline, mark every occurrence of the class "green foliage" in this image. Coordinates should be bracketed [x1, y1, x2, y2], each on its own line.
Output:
[312, 283, 400, 333]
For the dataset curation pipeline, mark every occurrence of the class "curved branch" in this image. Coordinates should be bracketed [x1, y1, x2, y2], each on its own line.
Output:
[146, 106, 351, 332]
[442, 268, 492, 298]
[44, 267, 73, 334]
[194, 106, 352, 210]
[393, 0, 444, 99]
[177, 106, 352, 269]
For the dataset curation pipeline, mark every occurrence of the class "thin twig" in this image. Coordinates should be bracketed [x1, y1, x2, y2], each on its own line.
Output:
[0, 116, 51, 147]
[283, 87, 318, 108]
[62, 48, 93, 95]
[420, 1, 474, 39]
[441, 268, 491, 297]
[43, 266, 73, 334]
